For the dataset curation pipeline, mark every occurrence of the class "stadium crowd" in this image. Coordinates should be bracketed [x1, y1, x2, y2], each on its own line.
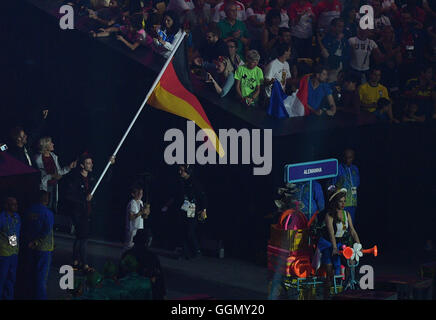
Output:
[69, 0, 435, 121]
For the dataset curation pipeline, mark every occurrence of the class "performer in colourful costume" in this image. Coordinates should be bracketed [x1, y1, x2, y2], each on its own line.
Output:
[317, 186, 361, 297]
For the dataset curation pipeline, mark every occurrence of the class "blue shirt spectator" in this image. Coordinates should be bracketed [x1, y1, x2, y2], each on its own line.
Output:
[294, 181, 325, 219]
[308, 80, 332, 111]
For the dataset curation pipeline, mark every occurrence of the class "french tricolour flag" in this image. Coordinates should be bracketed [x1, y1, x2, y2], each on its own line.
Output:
[267, 75, 311, 118]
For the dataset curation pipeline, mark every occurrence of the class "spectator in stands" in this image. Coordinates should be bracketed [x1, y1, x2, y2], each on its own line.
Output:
[380, 0, 398, 16]
[424, 20, 436, 64]
[288, 0, 315, 59]
[399, 0, 427, 26]
[264, 43, 292, 98]
[332, 72, 361, 115]
[267, 0, 289, 28]
[205, 56, 235, 98]
[218, 2, 250, 57]
[375, 97, 399, 123]
[235, 50, 264, 106]
[261, 9, 281, 59]
[0, 197, 20, 300]
[34, 137, 77, 212]
[8, 110, 48, 167]
[404, 65, 436, 119]
[348, 27, 384, 83]
[226, 39, 244, 70]
[397, 11, 425, 81]
[358, 67, 391, 114]
[87, 0, 122, 28]
[198, 25, 229, 63]
[402, 101, 426, 122]
[318, 18, 348, 83]
[314, 0, 342, 33]
[184, 0, 212, 45]
[341, 4, 358, 39]
[422, 0, 436, 19]
[91, 14, 147, 51]
[371, 0, 391, 37]
[167, 0, 195, 23]
[153, 10, 183, 58]
[122, 229, 167, 299]
[246, 0, 267, 42]
[25, 191, 54, 300]
[304, 64, 337, 116]
[213, 0, 247, 23]
[268, 27, 295, 63]
[376, 25, 402, 99]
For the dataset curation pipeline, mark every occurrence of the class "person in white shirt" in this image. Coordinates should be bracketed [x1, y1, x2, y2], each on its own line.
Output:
[125, 186, 150, 250]
[264, 43, 292, 97]
[348, 27, 384, 83]
[372, 0, 391, 38]
[212, 0, 247, 23]
[167, 0, 195, 23]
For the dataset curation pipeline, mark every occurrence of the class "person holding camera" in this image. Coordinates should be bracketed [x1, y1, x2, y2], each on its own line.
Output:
[205, 56, 235, 98]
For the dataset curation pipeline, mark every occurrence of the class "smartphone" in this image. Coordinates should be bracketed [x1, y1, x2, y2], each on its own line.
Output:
[0, 144, 7, 152]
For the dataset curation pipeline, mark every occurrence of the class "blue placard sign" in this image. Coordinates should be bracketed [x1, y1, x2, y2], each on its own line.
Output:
[285, 159, 338, 183]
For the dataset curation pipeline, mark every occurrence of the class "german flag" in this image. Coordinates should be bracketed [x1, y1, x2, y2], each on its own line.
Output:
[147, 36, 224, 157]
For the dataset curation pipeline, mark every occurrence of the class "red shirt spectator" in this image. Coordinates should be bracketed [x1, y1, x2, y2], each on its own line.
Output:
[314, 0, 342, 32]
[42, 154, 57, 186]
[401, 4, 426, 24]
[288, 0, 315, 40]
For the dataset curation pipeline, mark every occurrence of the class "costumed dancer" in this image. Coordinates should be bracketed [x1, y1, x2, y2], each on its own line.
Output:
[316, 185, 361, 298]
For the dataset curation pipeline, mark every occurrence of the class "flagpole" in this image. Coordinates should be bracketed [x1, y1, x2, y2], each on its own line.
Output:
[90, 31, 187, 196]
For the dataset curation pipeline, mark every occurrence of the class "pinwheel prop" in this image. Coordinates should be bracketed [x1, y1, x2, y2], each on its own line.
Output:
[340, 244, 378, 261]
[339, 244, 378, 291]
[351, 243, 363, 262]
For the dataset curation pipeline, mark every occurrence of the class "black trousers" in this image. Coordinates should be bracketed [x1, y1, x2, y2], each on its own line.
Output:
[182, 217, 200, 257]
[72, 238, 88, 266]
[71, 210, 90, 265]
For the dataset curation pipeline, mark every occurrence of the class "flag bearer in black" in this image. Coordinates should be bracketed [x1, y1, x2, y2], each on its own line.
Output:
[64, 152, 116, 273]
